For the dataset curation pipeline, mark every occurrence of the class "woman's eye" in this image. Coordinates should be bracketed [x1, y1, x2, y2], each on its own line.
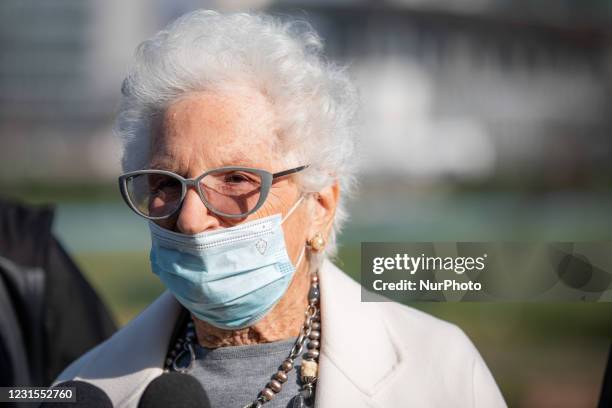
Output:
[150, 177, 180, 192]
[224, 173, 250, 184]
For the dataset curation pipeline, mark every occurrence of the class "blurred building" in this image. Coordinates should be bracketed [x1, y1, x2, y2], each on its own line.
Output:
[1, 0, 611, 187]
[272, 1, 612, 186]
[0, 0, 157, 184]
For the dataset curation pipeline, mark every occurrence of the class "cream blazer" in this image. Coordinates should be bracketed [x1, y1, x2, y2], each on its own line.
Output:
[55, 259, 507, 407]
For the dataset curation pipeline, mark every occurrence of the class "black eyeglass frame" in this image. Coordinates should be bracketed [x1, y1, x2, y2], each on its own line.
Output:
[118, 165, 309, 220]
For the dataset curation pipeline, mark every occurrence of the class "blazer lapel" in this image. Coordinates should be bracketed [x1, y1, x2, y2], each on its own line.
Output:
[315, 259, 402, 408]
[70, 291, 181, 408]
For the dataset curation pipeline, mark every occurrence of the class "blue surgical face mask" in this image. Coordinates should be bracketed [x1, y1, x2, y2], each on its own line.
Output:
[149, 197, 305, 330]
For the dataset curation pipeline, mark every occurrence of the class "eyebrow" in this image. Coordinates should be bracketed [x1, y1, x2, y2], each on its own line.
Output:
[148, 157, 264, 174]
[148, 161, 181, 173]
[216, 150, 261, 167]
[148, 146, 267, 173]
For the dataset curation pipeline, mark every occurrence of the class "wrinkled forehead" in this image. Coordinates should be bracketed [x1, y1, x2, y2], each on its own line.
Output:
[148, 87, 285, 175]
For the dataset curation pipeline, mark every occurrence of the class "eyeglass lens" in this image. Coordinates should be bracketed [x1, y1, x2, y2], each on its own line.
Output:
[125, 169, 263, 218]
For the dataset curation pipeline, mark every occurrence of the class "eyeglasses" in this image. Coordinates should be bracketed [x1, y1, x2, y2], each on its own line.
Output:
[118, 165, 308, 219]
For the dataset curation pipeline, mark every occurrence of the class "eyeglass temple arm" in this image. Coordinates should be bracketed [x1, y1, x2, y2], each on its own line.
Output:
[272, 165, 309, 179]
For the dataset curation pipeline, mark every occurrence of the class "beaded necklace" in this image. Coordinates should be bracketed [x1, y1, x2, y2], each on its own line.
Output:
[164, 273, 321, 408]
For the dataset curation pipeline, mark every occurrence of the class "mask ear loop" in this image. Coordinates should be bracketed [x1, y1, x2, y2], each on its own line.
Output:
[281, 195, 307, 269]
[294, 246, 306, 270]
[281, 194, 306, 224]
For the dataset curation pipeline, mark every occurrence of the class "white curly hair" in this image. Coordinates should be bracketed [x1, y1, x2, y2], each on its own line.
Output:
[116, 9, 359, 259]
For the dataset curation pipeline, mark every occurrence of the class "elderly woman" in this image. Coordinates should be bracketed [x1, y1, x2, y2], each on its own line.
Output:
[56, 10, 505, 408]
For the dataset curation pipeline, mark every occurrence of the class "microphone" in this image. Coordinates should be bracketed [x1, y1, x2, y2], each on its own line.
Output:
[138, 372, 211, 408]
[40, 380, 112, 407]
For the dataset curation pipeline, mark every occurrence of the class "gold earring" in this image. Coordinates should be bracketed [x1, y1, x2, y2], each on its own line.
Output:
[308, 232, 326, 252]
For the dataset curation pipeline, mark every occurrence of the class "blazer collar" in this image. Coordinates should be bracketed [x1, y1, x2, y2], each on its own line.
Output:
[317, 259, 402, 398]
[71, 291, 181, 407]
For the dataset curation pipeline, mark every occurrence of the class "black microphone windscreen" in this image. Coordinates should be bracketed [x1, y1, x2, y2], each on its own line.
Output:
[40, 380, 112, 408]
[138, 372, 211, 408]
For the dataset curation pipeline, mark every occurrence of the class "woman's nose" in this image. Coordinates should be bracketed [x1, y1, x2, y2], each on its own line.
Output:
[175, 189, 220, 234]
